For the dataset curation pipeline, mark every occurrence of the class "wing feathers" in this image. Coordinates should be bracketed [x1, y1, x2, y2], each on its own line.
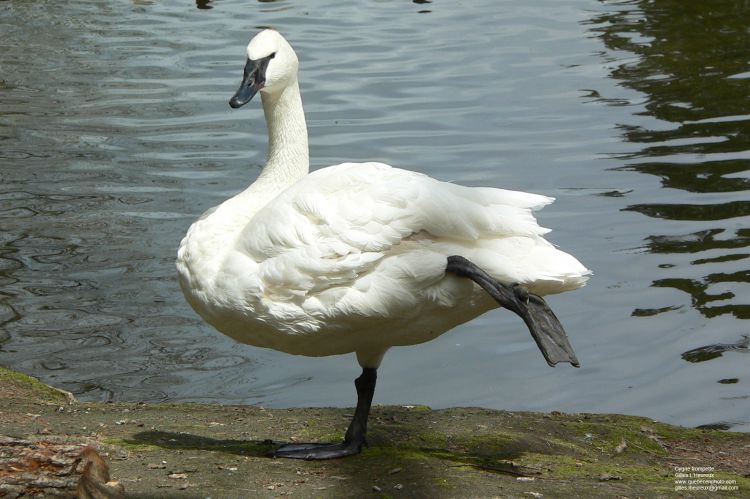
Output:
[234, 162, 584, 322]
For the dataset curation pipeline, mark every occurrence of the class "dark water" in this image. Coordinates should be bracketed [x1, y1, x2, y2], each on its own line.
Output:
[1, 0, 748, 431]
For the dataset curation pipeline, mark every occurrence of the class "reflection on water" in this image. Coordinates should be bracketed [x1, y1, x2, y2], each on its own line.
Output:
[681, 335, 748, 364]
[588, 2, 750, 330]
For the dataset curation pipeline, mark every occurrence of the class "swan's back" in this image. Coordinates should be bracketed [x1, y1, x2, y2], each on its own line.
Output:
[183, 162, 589, 355]
[240, 162, 586, 294]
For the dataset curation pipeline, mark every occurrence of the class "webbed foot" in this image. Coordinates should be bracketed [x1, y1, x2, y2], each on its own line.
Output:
[268, 368, 377, 460]
[269, 439, 365, 460]
[446, 255, 579, 367]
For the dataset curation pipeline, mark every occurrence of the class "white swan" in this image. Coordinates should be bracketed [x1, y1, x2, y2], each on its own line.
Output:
[177, 29, 590, 460]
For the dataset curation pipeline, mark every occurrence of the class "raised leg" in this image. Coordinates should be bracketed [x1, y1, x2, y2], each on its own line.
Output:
[269, 368, 377, 460]
[446, 255, 580, 367]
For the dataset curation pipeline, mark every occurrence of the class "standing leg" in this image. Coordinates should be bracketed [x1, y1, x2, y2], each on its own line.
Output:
[344, 367, 376, 446]
[269, 368, 377, 460]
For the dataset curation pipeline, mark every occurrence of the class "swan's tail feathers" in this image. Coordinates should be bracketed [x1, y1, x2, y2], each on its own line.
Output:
[445, 255, 580, 367]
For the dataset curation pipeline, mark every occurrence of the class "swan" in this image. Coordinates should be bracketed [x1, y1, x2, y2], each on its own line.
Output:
[176, 29, 590, 460]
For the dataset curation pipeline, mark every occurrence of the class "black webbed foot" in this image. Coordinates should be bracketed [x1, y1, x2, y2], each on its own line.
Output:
[269, 368, 377, 460]
[269, 439, 365, 460]
[446, 255, 579, 367]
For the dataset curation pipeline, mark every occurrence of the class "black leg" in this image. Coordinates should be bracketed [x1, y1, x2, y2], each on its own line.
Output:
[446, 255, 580, 367]
[269, 368, 377, 460]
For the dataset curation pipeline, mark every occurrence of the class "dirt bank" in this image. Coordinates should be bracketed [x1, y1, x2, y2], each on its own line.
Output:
[1, 366, 748, 498]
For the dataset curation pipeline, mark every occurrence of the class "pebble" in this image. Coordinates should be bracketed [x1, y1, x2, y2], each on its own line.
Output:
[599, 473, 623, 481]
[615, 438, 627, 454]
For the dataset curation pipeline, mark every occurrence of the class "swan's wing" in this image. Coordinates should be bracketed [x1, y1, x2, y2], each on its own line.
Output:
[232, 162, 559, 324]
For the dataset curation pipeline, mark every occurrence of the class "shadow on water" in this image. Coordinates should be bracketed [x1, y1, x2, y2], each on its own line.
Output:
[587, 1, 750, 337]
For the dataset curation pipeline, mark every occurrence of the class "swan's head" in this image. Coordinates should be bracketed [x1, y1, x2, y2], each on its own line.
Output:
[229, 29, 299, 108]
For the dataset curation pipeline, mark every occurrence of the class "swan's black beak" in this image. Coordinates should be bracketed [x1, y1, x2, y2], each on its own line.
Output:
[230, 59, 261, 108]
[229, 57, 270, 109]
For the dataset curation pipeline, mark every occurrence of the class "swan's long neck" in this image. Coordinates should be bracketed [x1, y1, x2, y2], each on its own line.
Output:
[257, 80, 309, 189]
[199, 79, 308, 235]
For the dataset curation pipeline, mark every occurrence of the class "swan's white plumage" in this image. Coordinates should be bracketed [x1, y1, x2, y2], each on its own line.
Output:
[176, 29, 590, 367]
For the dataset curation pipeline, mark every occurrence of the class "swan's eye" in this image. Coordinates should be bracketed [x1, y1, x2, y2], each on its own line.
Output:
[269, 52, 276, 59]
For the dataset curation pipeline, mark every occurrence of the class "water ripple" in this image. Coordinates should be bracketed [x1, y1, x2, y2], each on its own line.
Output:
[0, 0, 747, 431]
